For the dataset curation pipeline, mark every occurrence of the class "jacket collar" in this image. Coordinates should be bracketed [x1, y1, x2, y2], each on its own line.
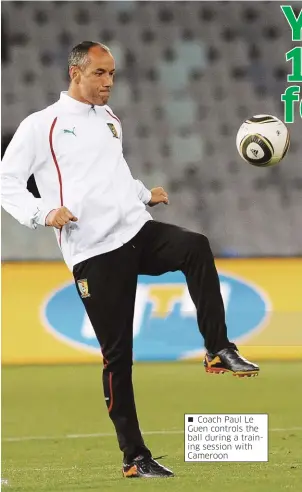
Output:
[59, 91, 106, 114]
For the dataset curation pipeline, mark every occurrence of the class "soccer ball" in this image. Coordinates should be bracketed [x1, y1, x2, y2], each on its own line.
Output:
[236, 115, 290, 167]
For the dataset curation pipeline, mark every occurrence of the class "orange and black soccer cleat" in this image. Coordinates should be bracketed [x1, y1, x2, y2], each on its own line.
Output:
[204, 348, 259, 378]
[122, 455, 174, 478]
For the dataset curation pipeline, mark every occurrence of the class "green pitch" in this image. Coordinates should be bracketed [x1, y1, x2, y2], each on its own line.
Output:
[2, 362, 302, 491]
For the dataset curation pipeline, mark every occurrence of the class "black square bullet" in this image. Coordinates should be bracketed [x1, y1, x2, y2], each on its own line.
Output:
[188, 417, 193, 422]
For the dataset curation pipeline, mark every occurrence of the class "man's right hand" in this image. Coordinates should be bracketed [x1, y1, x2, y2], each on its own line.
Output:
[45, 206, 78, 229]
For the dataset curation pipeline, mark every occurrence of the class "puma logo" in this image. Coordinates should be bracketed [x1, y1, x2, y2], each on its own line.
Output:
[63, 127, 76, 137]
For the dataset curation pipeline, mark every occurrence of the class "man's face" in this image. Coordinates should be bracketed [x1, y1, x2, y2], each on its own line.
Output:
[72, 46, 115, 106]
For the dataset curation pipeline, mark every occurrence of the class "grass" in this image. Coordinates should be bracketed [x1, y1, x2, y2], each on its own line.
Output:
[2, 362, 302, 491]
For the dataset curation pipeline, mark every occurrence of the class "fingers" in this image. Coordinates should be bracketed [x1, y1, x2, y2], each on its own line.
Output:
[47, 207, 78, 229]
[160, 190, 169, 204]
[150, 187, 169, 206]
[57, 209, 74, 227]
[65, 208, 78, 221]
[155, 187, 169, 200]
[153, 195, 169, 206]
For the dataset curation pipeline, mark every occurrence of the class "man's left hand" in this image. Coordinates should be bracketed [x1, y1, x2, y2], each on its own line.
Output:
[148, 187, 169, 207]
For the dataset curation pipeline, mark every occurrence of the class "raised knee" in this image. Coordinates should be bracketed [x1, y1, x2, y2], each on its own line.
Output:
[190, 232, 211, 253]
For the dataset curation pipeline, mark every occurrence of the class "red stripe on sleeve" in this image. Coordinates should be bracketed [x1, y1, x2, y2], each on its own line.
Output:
[49, 117, 64, 245]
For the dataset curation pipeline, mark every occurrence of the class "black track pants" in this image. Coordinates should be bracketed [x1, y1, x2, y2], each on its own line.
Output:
[73, 220, 236, 461]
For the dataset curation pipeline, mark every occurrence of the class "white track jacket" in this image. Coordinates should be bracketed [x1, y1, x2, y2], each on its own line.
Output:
[1, 92, 153, 271]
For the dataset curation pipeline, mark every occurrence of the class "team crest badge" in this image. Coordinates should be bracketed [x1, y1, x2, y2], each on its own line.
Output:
[107, 123, 119, 138]
[77, 279, 91, 298]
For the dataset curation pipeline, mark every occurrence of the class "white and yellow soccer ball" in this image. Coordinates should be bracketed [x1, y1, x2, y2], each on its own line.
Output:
[236, 115, 290, 167]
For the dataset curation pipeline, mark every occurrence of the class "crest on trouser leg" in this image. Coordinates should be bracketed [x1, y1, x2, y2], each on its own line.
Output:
[77, 279, 91, 298]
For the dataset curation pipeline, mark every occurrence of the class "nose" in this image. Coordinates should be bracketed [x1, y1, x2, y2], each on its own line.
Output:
[103, 74, 113, 88]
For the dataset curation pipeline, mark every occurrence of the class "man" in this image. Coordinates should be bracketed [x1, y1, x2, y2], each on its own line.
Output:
[1, 41, 259, 479]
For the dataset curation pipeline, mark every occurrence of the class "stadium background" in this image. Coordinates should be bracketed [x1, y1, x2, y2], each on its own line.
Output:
[1, 0, 302, 365]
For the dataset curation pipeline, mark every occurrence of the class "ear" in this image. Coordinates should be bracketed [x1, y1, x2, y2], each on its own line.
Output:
[69, 66, 81, 84]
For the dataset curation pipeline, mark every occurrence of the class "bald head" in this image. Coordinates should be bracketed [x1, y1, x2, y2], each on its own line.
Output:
[68, 41, 111, 75]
